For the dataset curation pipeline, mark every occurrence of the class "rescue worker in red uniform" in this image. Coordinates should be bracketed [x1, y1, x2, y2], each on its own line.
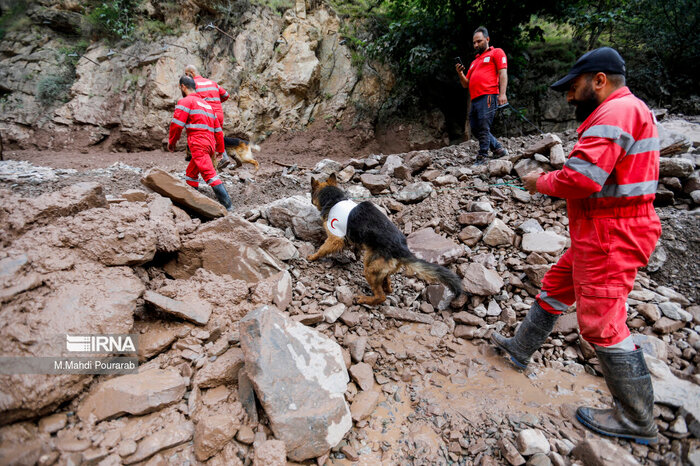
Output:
[184, 65, 232, 169]
[168, 75, 233, 212]
[491, 48, 661, 444]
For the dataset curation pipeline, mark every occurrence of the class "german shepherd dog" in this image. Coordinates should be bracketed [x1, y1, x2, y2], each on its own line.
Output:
[308, 174, 463, 306]
[223, 137, 260, 171]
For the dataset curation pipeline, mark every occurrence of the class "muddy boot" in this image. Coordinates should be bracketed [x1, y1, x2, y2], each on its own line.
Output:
[576, 347, 658, 444]
[217, 151, 231, 170]
[491, 301, 559, 368]
[212, 184, 233, 212]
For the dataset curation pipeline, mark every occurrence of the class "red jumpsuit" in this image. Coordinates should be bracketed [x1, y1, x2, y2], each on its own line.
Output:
[168, 94, 225, 188]
[193, 75, 229, 127]
[534, 87, 661, 347]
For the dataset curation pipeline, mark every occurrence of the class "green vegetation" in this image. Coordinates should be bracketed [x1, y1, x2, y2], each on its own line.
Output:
[0, 1, 29, 40]
[251, 0, 294, 15]
[36, 72, 75, 105]
[86, 0, 138, 41]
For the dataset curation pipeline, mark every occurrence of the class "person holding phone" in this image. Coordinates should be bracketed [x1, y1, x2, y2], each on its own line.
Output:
[456, 26, 509, 164]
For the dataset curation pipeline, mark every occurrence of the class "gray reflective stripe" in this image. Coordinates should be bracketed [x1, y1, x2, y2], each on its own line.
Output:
[628, 137, 660, 155]
[565, 157, 609, 186]
[590, 180, 658, 198]
[214, 127, 222, 132]
[581, 125, 634, 154]
[189, 109, 217, 119]
[184, 176, 200, 182]
[203, 97, 221, 102]
[171, 118, 186, 127]
[185, 124, 217, 132]
[206, 176, 220, 185]
[175, 105, 191, 113]
[197, 86, 219, 92]
[221, 91, 229, 97]
[540, 292, 568, 311]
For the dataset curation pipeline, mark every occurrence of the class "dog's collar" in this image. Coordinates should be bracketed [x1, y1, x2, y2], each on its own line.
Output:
[326, 200, 356, 238]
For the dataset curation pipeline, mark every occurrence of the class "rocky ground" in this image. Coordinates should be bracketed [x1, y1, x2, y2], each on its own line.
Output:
[1, 117, 699, 466]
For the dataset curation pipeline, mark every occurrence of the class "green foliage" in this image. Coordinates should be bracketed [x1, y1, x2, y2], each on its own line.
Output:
[250, 0, 294, 15]
[86, 0, 138, 41]
[36, 72, 74, 105]
[137, 19, 180, 38]
[0, 0, 29, 40]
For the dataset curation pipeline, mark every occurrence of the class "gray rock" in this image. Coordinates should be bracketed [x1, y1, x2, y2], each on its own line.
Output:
[349, 362, 374, 391]
[521, 133, 563, 158]
[434, 174, 459, 186]
[337, 165, 355, 183]
[426, 284, 456, 311]
[549, 143, 566, 169]
[646, 354, 700, 437]
[239, 306, 352, 461]
[656, 285, 691, 305]
[659, 301, 691, 321]
[314, 159, 342, 175]
[324, 303, 347, 323]
[572, 438, 640, 466]
[395, 181, 433, 203]
[486, 300, 502, 317]
[632, 334, 667, 361]
[512, 188, 532, 203]
[78, 368, 187, 422]
[458, 211, 496, 226]
[459, 263, 504, 296]
[141, 168, 226, 219]
[521, 231, 567, 254]
[453, 311, 486, 327]
[515, 159, 551, 179]
[516, 429, 550, 456]
[430, 321, 450, 338]
[380, 155, 404, 176]
[144, 290, 212, 325]
[482, 218, 515, 247]
[407, 228, 464, 265]
[552, 313, 577, 333]
[346, 336, 367, 363]
[405, 151, 432, 174]
[635, 303, 661, 322]
[518, 219, 544, 234]
[265, 195, 324, 241]
[659, 157, 694, 178]
[488, 159, 513, 177]
[458, 225, 482, 246]
[360, 173, 391, 194]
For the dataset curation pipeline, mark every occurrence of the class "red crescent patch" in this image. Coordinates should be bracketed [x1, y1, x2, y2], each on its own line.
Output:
[330, 218, 338, 229]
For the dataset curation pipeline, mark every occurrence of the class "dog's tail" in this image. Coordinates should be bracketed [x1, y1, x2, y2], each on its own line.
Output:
[400, 256, 463, 298]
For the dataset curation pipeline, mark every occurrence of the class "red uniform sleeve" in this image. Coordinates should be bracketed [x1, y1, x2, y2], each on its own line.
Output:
[219, 85, 229, 103]
[493, 48, 507, 70]
[168, 99, 190, 147]
[537, 135, 624, 199]
[213, 117, 224, 153]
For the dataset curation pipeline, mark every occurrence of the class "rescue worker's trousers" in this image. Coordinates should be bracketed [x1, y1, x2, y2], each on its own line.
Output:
[535, 214, 661, 347]
[185, 145, 221, 188]
[469, 94, 503, 158]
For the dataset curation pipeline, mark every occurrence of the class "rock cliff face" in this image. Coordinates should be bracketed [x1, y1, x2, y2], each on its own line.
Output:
[1, 1, 448, 151]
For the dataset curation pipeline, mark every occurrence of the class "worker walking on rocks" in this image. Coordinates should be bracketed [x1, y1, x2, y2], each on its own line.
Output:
[456, 26, 509, 165]
[168, 75, 233, 212]
[491, 48, 661, 444]
[184, 64, 232, 169]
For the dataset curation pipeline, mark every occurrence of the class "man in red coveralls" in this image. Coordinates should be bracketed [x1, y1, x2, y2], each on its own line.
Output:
[184, 65, 232, 169]
[456, 26, 509, 165]
[491, 48, 661, 444]
[168, 75, 233, 212]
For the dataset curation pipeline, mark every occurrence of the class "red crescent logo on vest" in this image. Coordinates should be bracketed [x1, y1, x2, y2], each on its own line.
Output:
[330, 218, 338, 229]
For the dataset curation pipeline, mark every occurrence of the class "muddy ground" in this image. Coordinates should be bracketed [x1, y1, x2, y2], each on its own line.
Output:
[0, 129, 698, 465]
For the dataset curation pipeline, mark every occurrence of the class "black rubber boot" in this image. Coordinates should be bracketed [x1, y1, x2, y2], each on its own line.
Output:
[212, 184, 233, 212]
[491, 301, 559, 368]
[576, 347, 658, 444]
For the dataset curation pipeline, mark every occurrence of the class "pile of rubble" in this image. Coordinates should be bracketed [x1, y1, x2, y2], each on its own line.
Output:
[0, 119, 699, 465]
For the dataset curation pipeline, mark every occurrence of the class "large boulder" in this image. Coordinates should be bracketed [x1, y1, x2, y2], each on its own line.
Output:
[141, 168, 227, 219]
[521, 231, 568, 254]
[164, 215, 285, 283]
[239, 306, 352, 461]
[407, 228, 464, 265]
[482, 219, 515, 247]
[265, 195, 324, 242]
[659, 157, 694, 178]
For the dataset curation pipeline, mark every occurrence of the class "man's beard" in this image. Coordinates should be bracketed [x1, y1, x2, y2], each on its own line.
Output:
[571, 85, 600, 122]
[181, 90, 186, 98]
[475, 44, 487, 54]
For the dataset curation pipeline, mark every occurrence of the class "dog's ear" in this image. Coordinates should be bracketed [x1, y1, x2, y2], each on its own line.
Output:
[327, 173, 338, 186]
[311, 176, 319, 191]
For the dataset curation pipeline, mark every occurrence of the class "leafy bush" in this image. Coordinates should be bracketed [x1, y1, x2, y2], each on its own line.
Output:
[0, 0, 29, 41]
[36, 72, 74, 105]
[86, 0, 138, 41]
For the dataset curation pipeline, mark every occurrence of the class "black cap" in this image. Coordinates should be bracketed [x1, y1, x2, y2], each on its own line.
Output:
[551, 47, 626, 92]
